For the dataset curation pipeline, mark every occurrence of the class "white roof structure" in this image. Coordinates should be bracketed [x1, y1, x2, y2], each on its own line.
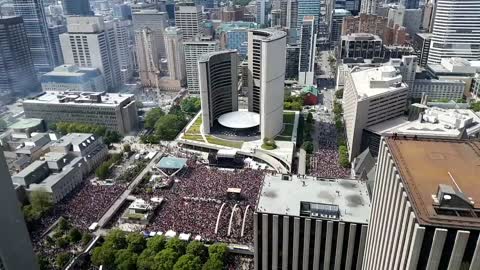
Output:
[350, 65, 407, 99]
[217, 111, 260, 129]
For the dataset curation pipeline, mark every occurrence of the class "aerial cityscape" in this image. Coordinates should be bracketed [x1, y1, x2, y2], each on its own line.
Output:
[1, 0, 480, 269]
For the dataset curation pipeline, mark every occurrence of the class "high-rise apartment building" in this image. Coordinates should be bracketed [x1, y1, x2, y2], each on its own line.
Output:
[23, 91, 138, 134]
[343, 65, 408, 160]
[0, 150, 39, 270]
[175, 3, 202, 40]
[132, 9, 168, 59]
[164, 27, 186, 85]
[60, 16, 122, 91]
[62, 0, 92, 16]
[14, 0, 55, 72]
[298, 16, 317, 85]
[247, 29, 287, 140]
[184, 41, 218, 94]
[254, 174, 370, 270]
[427, 0, 480, 64]
[360, 0, 381, 15]
[0, 16, 39, 96]
[198, 50, 238, 134]
[48, 24, 67, 66]
[363, 137, 480, 270]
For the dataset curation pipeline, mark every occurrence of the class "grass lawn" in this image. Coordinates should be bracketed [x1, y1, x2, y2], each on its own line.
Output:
[186, 116, 202, 134]
[205, 135, 243, 149]
[261, 143, 277, 150]
[280, 124, 293, 136]
[183, 134, 205, 142]
[283, 112, 296, 124]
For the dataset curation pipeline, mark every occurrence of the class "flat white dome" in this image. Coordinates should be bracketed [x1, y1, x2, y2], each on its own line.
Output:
[217, 111, 260, 129]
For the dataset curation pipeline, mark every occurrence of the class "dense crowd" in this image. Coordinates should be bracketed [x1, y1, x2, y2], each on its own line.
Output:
[136, 160, 265, 244]
[30, 182, 126, 242]
[309, 121, 350, 178]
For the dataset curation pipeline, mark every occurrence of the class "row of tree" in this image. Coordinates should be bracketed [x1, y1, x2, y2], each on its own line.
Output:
[91, 229, 228, 270]
[302, 112, 314, 154]
[142, 97, 201, 143]
[95, 152, 123, 179]
[52, 122, 121, 145]
[284, 94, 305, 111]
[23, 190, 53, 223]
[333, 100, 350, 168]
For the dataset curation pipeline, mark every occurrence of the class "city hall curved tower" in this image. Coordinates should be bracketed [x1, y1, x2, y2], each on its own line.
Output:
[198, 50, 238, 134]
[247, 29, 287, 140]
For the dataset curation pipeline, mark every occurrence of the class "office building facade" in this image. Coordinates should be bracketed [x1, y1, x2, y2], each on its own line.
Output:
[247, 29, 287, 139]
[14, 0, 55, 72]
[342, 14, 387, 40]
[60, 16, 122, 91]
[164, 27, 186, 85]
[132, 9, 168, 59]
[184, 41, 219, 94]
[135, 28, 161, 88]
[286, 44, 300, 80]
[428, 0, 480, 64]
[298, 16, 317, 85]
[360, 0, 381, 15]
[175, 3, 202, 40]
[62, 0, 92, 16]
[198, 51, 238, 134]
[23, 91, 138, 134]
[254, 174, 370, 270]
[0, 16, 39, 96]
[363, 137, 480, 270]
[413, 33, 431, 68]
[330, 9, 351, 48]
[0, 150, 39, 270]
[111, 19, 134, 83]
[296, 0, 320, 37]
[40, 64, 106, 92]
[339, 33, 383, 60]
[48, 24, 67, 67]
[343, 66, 408, 160]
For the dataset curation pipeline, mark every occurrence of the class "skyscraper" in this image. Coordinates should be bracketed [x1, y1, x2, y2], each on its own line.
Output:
[0, 16, 39, 96]
[427, 0, 480, 64]
[256, 0, 269, 25]
[175, 3, 202, 40]
[296, 0, 320, 37]
[183, 41, 219, 93]
[247, 29, 287, 140]
[360, 0, 381, 15]
[363, 137, 480, 270]
[298, 16, 317, 85]
[111, 19, 135, 83]
[164, 27, 186, 85]
[132, 9, 168, 60]
[198, 50, 238, 134]
[60, 17, 122, 91]
[136, 28, 161, 88]
[48, 24, 67, 66]
[62, 0, 92, 16]
[331, 9, 351, 48]
[14, 0, 55, 72]
[0, 149, 39, 270]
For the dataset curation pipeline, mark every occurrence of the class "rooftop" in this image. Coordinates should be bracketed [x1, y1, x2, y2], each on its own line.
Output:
[24, 91, 133, 107]
[386, 137, 480, 229]
[250, 28, 287, 41]
[9, 118, 43, 130]
[41, 65, 102, 84]
[342, 33, 382, 41]
[256, 174, 370, 224]
[156, 157, 188, 170]
[350, 66, 407, 99]
[51, 133, 97, 151]
[217, 111, 260, 129]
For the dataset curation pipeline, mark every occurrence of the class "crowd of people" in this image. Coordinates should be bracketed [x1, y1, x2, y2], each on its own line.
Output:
[309, 121, 350, 178]
[134, 160, 266, 244]
[30, 181, 126, 243]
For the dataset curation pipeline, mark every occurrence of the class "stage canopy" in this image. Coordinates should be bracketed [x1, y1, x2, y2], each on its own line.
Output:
[217, 111, 260, 129]
[156, 157, 188, 170]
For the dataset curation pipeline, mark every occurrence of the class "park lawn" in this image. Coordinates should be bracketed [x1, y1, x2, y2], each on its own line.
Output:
[186, 116, 202, 134]
[283, 112, 296, 124]
[205, 135, 243, 149]
[183, 134, 205, 142]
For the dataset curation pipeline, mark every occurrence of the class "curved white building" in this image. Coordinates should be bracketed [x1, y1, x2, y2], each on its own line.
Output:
[198, 50, 239, 134]
[247, 29, 287, 140]
[428, 0, 480, 64]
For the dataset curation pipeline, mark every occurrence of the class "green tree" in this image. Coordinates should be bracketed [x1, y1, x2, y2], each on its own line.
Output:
[38, 255, 50, 270]
[335, 89, 344, 99]
[168, 105, 185, 117]
[95, 163, 110, 179]
[58, 217, 70, 231]
[154, 248, 179, 270]
[137, 248, 156, 270]
[202, 255, 224, 270]
[127, 233, 147, 254]
[115, 249, 138, 270]
[68, 228, 82, 243]
[306, 112, 314, 124]
[81, 232, 93, 246]
[56, 237, 68, 248]
[186, 241, 207, 261]
[165, 237, 186, 255]
[180, 97, 201, 115]
[105, 229, 128, 250]
[471, 102, 480, 112]
[173, 254, 202, 270]
[339, 145, 350, 168]
[23, 190, 53, 222]
[55, 252, 71, 268]
[302, 141, 314, 154]
[123, 144, 132, 153]
[92, 245, 116, 269]
[208, 243, 228, 260]
[146, 235, 166, 253]
[155, 114, 187, 140]
[145, 108, 165, 129]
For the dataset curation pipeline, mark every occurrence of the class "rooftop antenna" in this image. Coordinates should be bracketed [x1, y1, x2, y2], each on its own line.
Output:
[448, 171, 462, 193]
